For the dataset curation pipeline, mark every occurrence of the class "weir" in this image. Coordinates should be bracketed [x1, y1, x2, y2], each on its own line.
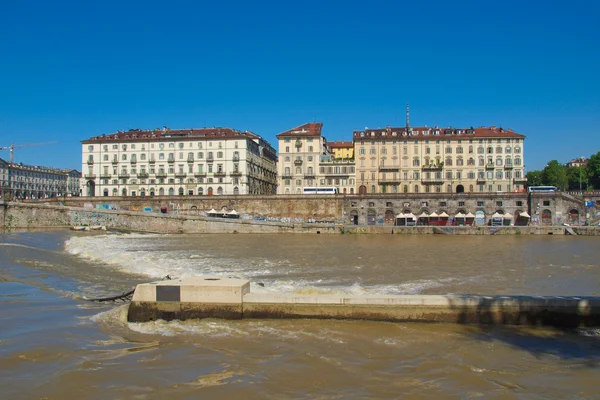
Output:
[127, 277, 600, 328]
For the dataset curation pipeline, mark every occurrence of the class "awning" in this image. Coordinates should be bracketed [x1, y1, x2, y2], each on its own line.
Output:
[404, 213, 416, 220]
[429, 212, 439, 218]
[492, 212, 504, 218]
[207, 209, 217, 214]
[465, 212, 475, 218]
[228, 209, 238, 215]
[439, 212, 449, 218]
[503, 213, 513, 219]
[519, 211, 531, 218]
[418, 212, 429, 218]
[395, 213, 405, 218]
[455, 212, 466, 218]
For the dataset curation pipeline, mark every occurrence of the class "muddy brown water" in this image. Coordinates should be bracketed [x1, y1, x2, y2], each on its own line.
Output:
[1, 231, 600, 399]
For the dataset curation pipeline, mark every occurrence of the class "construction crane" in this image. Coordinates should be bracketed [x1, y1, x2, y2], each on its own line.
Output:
[0, 142, 59, 163]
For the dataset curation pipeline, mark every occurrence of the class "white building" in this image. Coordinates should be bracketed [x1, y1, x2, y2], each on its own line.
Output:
[0, 158, 81, 199]
[81, 127, 277, 197]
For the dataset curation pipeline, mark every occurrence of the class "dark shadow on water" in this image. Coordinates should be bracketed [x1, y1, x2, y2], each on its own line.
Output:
[464, 325, 600, 366]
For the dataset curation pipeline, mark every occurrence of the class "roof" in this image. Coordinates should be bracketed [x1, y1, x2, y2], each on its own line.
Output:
[276, 122, 323, 138]
[353, 126, 525, 141]
[82, 127, 258, 144]
[328, 141, 354, 149]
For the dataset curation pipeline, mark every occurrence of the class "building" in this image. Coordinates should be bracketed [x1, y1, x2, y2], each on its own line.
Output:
[566, 157, 587, 168]
[353, 126, 526, 194]
[0, 158, 81, 199]
[81, 127, 277, 197]
[276, 123, 356, 194]
[328, 141, 354, 160]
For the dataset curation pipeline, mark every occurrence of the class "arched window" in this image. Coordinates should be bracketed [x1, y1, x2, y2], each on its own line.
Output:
[168, 187, 174, 196]
[414, 185, 419, 193]
[217, 187, 223, 195]
[121, 188, 127, 196]
[371, 185, 376, 193]
[198, 187, 203, 195]
[112, 188, 118, 195]
[159, 188, 165, 196]
[178, 187, 184, 196]
[233, 186, 239, 195]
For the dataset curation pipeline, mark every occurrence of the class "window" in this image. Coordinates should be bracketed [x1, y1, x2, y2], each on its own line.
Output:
[458, 201, 465, 207]
[477, 201, 485, 207]
[496, 201, 503, 207]
[543, 200, 551, 206]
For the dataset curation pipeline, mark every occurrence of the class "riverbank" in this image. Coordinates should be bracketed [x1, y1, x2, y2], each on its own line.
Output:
[2, 201, 600, 235]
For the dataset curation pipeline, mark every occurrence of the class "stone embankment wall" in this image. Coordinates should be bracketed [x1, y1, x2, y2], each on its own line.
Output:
[2, 201, 600, 235]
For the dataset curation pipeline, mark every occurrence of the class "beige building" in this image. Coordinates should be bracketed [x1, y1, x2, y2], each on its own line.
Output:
[276, 123, 356, 194]
[353, 126, 526, 194]
[81, 127, 277, 197]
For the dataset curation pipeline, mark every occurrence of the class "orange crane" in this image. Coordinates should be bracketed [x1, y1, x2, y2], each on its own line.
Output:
[0, 142, 59, 163]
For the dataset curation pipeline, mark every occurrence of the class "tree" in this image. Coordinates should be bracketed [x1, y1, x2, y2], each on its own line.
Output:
[525, 170, 543, 187]
[587, 152, 600, 189]
[566, 166, 588, 191]
[541, 160, 568, 190]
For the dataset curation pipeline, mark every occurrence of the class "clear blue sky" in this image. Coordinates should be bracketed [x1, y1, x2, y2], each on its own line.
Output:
[1, 0, 599, 171]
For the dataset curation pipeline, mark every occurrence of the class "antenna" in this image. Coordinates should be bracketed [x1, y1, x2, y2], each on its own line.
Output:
[406, 103, 410, 130]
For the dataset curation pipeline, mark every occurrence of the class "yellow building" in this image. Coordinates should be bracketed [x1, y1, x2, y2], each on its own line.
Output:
[328, 141, 354, 160]
[353, 126, 526, 194]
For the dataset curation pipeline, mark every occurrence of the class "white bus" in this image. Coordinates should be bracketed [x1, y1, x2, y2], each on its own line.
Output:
[302, 187, 338, 195]
[527, 186, 558, 193]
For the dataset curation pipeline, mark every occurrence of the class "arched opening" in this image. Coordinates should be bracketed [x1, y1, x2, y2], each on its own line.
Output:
[103, 189, 109, 197]
[159, 188, 165, 196]
[121, 188, 127, 197]
[568, 209, 580, 225]
[542, 209, 552, 225]
[198, 187, 203, 195]
[233, 186, 239, 195]
[350, 210, 359, 225]
[359, 185, 367, 195]
[112, 188, 118, 196]
[150, 188, 155, 197]
[140, 188, 146, 197]
[207, 187, 213, 196]
[456, 184, 465, 193]
[475, 210, 486, 225]
[217, 187, 223, 195]
[371, 185, 376, 193]
[178, 187, 184, 196]
[86, 181, 95, 197]
[384, 210, 395, 225]
[168, 187, 174, 196]
[285, 188, 290, 194]
[367, 209, 377, 225]
[350, 188, 354, 194]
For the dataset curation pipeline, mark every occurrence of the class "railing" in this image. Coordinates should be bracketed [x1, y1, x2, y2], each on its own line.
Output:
[175, 172, 187, 178]
[194, 172, 207, 177]
[87, 160, 94, 165]
[130, 159, 137, 164]
[230, 171, 242, 176]
[187, 157, 194, 163]
[84, 174, 96, 179]
[156, 173, 167, 178]
[118, 173, 130, 178]
[214, 171, 226, 177]
[167, 158, 175, 163]
[421, 178, 444, 184]
[485, 163, 495, 170]
[100, 174, 112, 179]
[148, 159, 155, 164]
[137, 173, 149, 179]
[111, 159, 118, 164]
[294, 160, 303, 166]
[379, 166, 399, 172]
[422, 164, 443, 170]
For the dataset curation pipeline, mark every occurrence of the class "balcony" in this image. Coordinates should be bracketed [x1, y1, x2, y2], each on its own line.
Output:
[282, 175, 292, 180]
[207, 156, 214, 162]
[513, 177, 527, 184]
[476, 176, 487, 183]
[304, 174, 315, 179]
[214, 171, 226, 177]
[118, 173, 130, 179]
[137, 173, 149, 179]
[84, 174, 96, 180]
[230, 171, 242, 176]
[187, 157, 194, 163]
[379, 179, 402, 184]
[130, 159, 137, 164]
[422, 163, 443, 170]
[485, 163, 495, 170]
[148, 159, 156, 164]
[421, 178, 444, 184]
[175, 172, 187, 178]
[100, 174, 112, 179]
[156, 173, 167, 178]
[87, 159, 94, 165]
[194, 172, 207, 177]
[233, 155, 239, 161]
[294, 159, 303, 166]
[379, 166, 399, 172]
[167, 158, 175, 163]
[111, 159, 118, 165]
[504, 164, 513, 169]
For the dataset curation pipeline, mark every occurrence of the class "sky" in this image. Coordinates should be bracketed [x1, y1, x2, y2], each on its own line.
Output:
[1, 0, 599, 171]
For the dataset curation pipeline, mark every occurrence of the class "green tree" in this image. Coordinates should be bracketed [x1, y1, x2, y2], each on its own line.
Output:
[587, 152, 600, 189]
[566, 166, 588, 191]
[525, 170, 543, 187]
[541, 160, 568, 190]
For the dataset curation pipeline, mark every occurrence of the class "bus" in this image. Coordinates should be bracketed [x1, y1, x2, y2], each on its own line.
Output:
[527, 186, 558, 193]
[302, 187, 338, 195]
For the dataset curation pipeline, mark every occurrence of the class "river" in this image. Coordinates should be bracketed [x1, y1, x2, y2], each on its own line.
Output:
[1, 230, 600, 399]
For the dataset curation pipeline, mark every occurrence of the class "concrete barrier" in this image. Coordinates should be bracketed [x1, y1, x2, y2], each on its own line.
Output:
[127, 277, 600, 327]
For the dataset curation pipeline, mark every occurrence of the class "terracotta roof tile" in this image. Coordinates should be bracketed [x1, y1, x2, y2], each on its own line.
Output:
[276, 122, 323, 138]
